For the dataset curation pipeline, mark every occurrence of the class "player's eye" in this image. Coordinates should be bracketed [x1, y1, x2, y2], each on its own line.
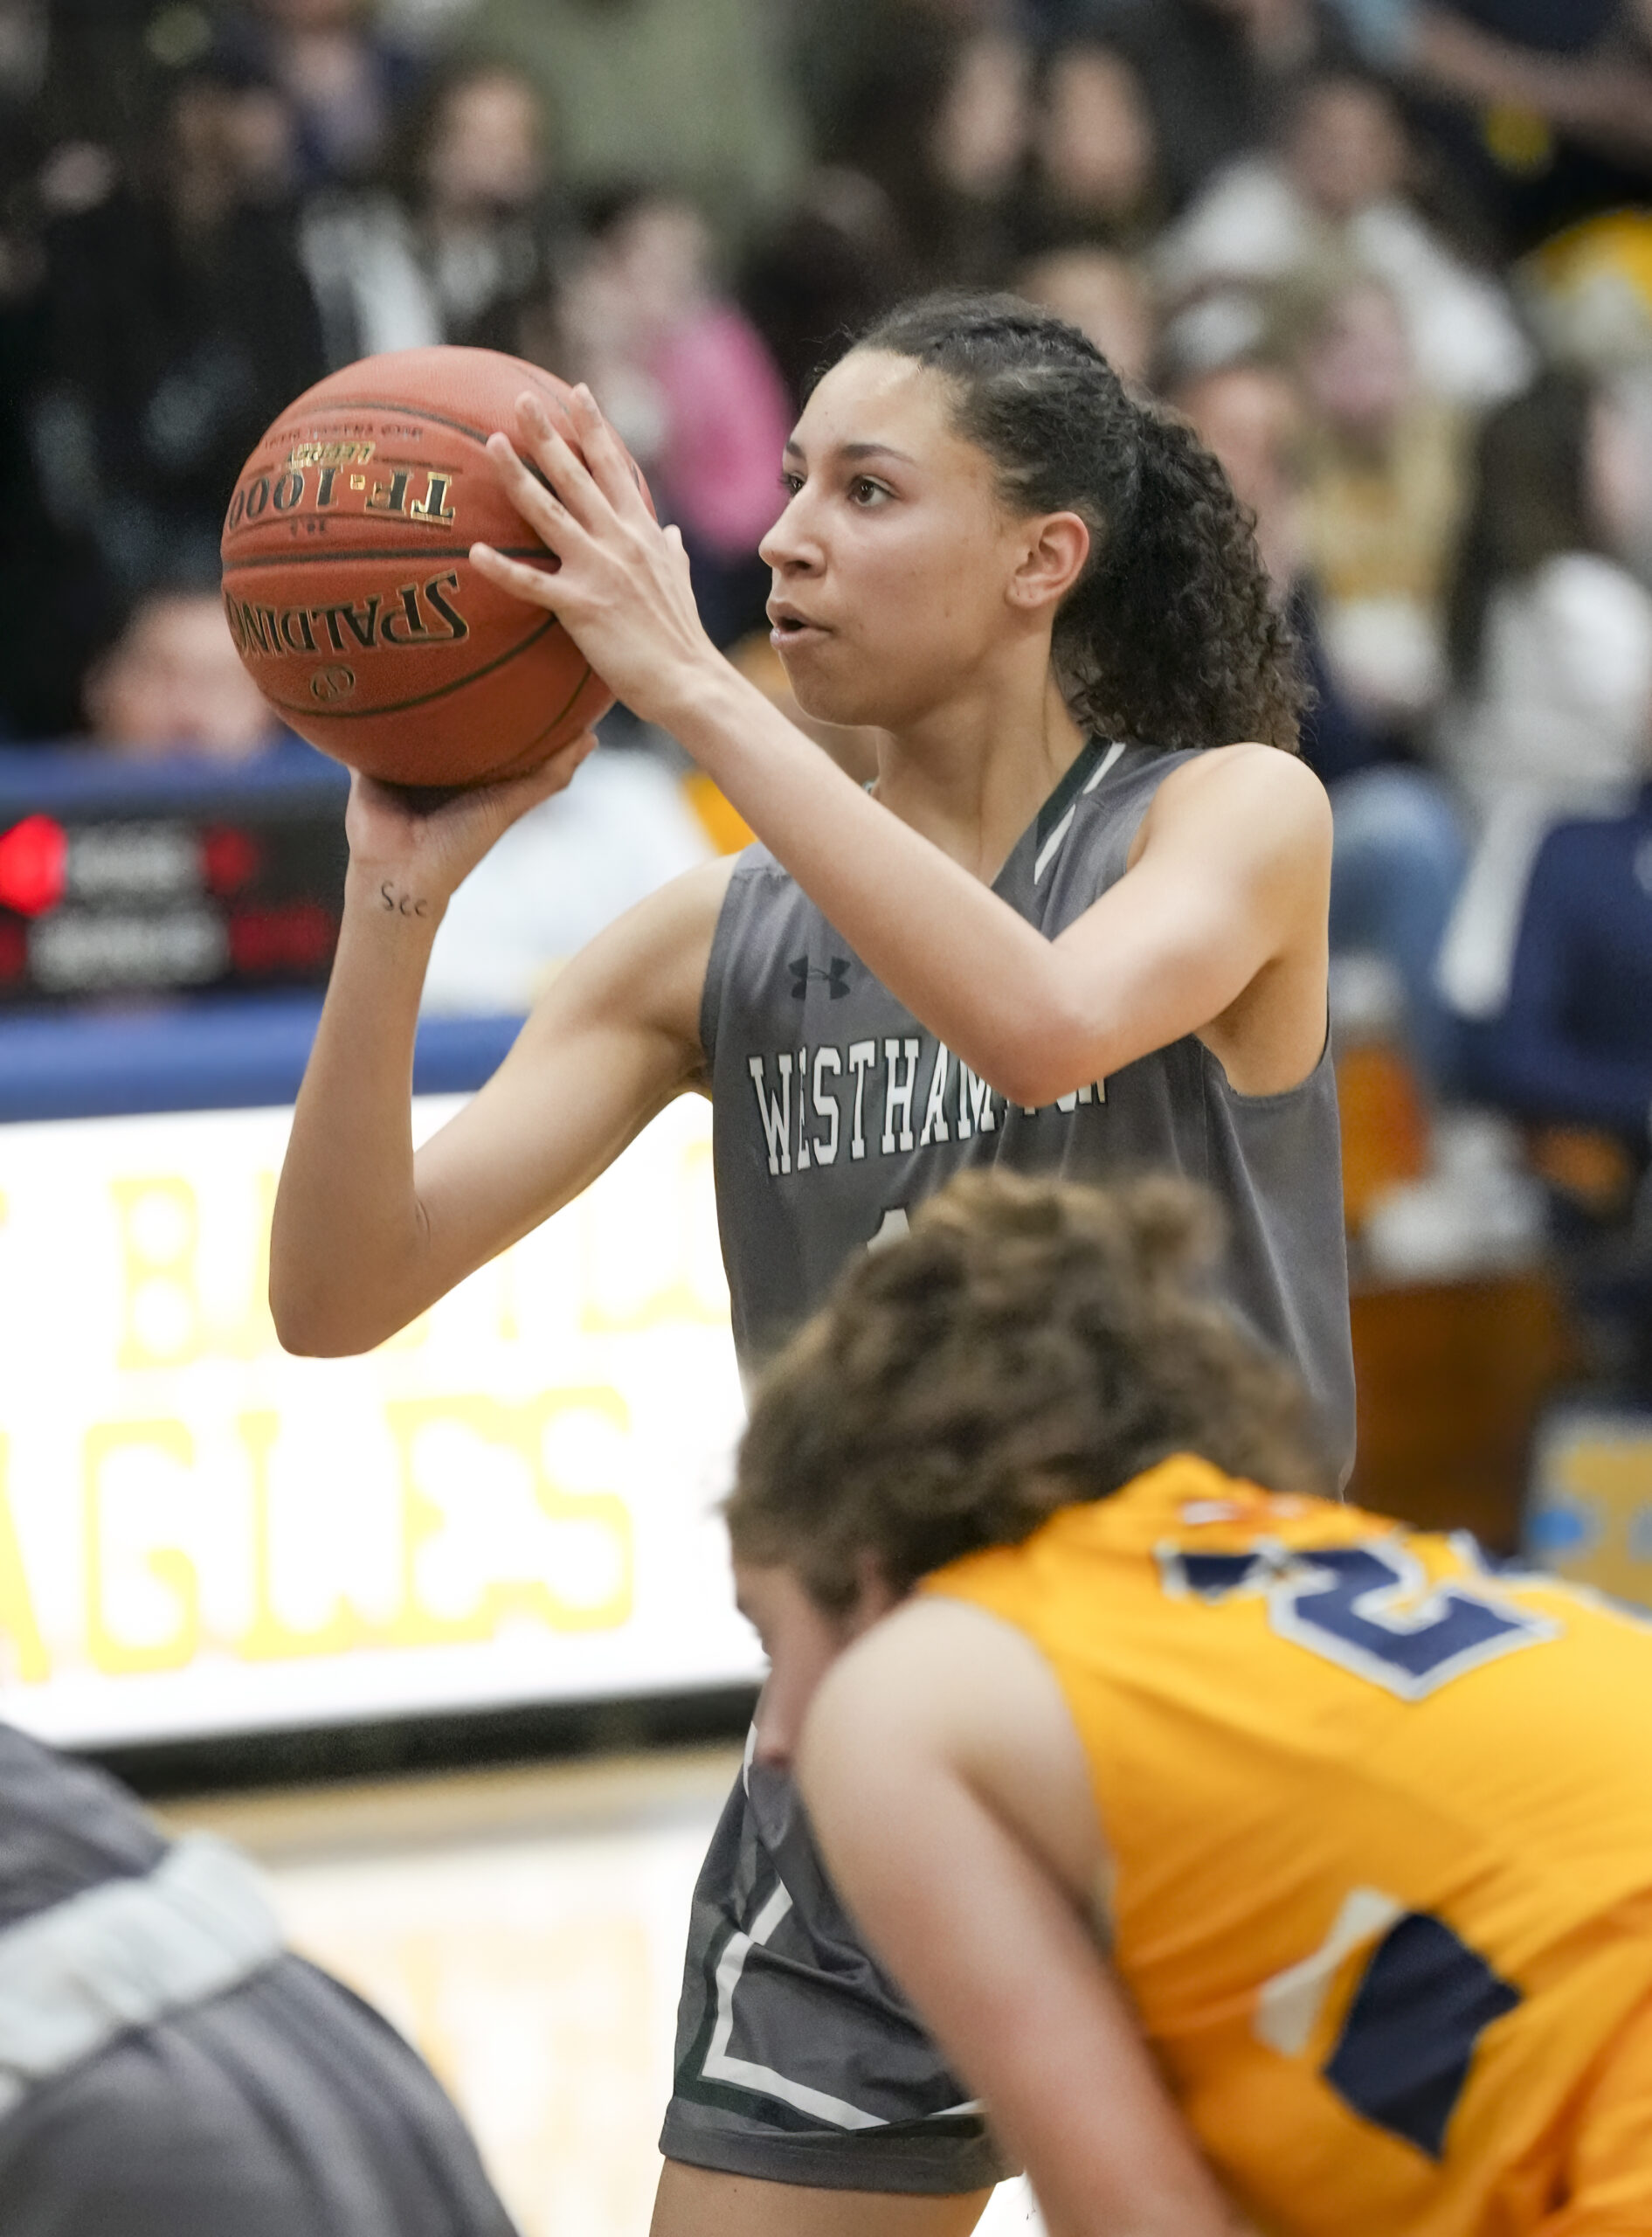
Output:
[778, 470, 805, 497]
[848, 477, 888, 506]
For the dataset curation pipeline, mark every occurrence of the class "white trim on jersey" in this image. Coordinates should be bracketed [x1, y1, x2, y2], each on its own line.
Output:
[1254, 1886, 1404, 2059]
[1033, 740, 1127, 885]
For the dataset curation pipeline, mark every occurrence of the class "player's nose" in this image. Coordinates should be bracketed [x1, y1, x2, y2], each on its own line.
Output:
[759, 496, 819, 578]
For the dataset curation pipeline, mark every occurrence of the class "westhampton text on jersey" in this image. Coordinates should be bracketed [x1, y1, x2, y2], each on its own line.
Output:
[744, 1031, 1104, 1178]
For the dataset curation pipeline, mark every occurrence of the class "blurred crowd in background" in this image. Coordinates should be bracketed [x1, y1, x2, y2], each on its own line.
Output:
[2, 0, 1651, 1382]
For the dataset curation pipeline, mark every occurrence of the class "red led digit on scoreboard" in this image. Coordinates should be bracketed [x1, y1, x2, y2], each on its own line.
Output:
[0, 815, 68, 918]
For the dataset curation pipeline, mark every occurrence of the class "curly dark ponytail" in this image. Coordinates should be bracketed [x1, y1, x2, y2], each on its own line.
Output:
[846, 292, 1305, 755]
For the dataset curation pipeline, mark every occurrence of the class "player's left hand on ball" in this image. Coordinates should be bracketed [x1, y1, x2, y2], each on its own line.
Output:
[471, 387, 719, 727]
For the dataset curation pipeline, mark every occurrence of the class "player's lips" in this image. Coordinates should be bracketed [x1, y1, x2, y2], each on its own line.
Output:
[768, 602, 831, 649]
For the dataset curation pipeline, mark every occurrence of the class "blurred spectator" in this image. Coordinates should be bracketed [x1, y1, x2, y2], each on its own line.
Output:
[1353, 0, 1652, 253]
[1153, 274, 1282, 388]
[24, 52, 322, 588]
[1172, 353, 1467, 1081]
[10, 49, 322, 736]
[0, 0, 142, 741]
[1523, 207, 1652, 378]
[1469, 771, 1652, 1148]
[1464, 745, 1652, 1391]
[788, 13, 1033, 287]
[423, 739, 712, 1015]
[1168, 355, 1316, 595]
[1435, 370, 1652, 1019]
[0, 0, 50, 219]
[739, 168, 910, 411]
[1017, 245, 1158, 390]
[470, 0, 806, 235]
[1105, 0, 1335, 211]
[301, 57, 567, 363]
[0, 0, 158, 219]
[551, 190, 792, 648]
[1016, 39, 1164, 257]
[1289, 268, 1472, 725]
[218, 0, 425, 191]
[1156, 66, 1534, 405]
[923, 26, 1036, 280]
[82, 584, 282, 762]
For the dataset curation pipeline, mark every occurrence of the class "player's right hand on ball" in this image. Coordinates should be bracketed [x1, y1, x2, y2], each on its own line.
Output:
[342, 731, 597, 911]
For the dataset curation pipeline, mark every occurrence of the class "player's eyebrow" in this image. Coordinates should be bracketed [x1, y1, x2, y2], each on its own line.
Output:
[782, 439, 918, 468]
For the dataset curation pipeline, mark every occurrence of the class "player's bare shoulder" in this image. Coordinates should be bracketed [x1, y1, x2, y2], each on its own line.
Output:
[803, 1598, 1107, 1906]
[1138, 741, 1331, 869]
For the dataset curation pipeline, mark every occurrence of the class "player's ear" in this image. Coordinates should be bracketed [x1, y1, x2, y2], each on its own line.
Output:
[1007, 509, 1090, 615]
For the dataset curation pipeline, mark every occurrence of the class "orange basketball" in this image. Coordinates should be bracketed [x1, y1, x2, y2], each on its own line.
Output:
[219, 347, 648, 788]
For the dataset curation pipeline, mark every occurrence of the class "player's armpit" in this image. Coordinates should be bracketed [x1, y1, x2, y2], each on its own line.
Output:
[798, 1620, 1244, 2237]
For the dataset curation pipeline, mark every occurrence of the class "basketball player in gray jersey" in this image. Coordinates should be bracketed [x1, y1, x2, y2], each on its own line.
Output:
[272, 294, 1351, 2235]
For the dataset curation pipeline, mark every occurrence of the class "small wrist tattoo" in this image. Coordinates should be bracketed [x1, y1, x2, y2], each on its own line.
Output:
[378, 881, 432, 919]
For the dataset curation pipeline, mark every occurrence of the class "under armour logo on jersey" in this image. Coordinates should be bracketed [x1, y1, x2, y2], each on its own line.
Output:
[788, 955, 852, 1000]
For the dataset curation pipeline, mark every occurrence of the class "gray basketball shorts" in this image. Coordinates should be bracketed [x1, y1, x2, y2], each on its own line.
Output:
[659, 1738, 1015, 2194]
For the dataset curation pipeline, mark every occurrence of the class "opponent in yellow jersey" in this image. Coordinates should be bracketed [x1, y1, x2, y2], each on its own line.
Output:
[923, 1452, 1652, 2235]
[725, 1171, 1652, 2237]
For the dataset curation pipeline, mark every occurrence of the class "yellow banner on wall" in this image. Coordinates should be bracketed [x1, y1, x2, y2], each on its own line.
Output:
[0, 1097, 758, 1747]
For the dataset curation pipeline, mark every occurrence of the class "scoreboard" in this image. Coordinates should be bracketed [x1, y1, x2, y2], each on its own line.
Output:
[0, 749, 348, 1006]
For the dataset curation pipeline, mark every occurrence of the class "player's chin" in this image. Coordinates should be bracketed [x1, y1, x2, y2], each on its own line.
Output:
[780, 645, 879, 731]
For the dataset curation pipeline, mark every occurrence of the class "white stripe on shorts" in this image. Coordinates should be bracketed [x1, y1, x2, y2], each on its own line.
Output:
[701, 1880, 978, 2130]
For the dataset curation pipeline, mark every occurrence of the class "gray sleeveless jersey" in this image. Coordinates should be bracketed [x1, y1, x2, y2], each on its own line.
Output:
[702, 738, 1356, 1479]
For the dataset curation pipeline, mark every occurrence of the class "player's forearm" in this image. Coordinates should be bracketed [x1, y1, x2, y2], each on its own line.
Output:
[669, 666, 1125, 1101]
[270, 863, 442, 1354]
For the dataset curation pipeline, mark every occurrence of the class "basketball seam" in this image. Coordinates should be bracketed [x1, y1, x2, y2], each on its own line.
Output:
[261, 612, 564, 720]
[265, 390, 561, 450]
[221, 546, 552, 571]
[522, 660, 599, 749]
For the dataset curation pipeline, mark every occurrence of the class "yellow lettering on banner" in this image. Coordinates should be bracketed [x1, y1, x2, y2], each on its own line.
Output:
[84, 1421, 200, 1673]
[0, 1437, 49, 1683]
[237, 1409, 363, 1660]
[580, 1137, 724, 1333]
[113, 1178, 203, 1368]
[116, 1171, 289, 1366]
[384, 1390, 632, 1644]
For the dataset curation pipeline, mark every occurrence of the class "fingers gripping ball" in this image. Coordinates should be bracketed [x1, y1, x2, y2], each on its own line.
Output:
[219, 347, 652, 788]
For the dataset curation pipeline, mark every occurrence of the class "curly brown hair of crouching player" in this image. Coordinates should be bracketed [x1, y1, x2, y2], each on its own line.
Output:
[725, 1171, 1334, 1612]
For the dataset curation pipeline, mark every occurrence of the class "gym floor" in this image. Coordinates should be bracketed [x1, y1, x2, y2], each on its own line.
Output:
[158, 1745, 1042, 2237]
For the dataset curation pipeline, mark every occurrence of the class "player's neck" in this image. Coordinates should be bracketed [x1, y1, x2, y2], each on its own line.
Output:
[873, 668, 1089, 886]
